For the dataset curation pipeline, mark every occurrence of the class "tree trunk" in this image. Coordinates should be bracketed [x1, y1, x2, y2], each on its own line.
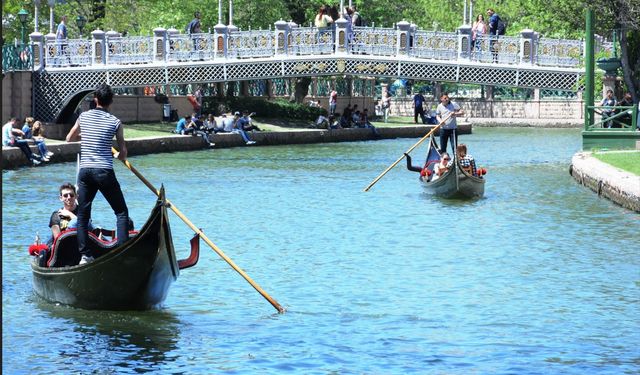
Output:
[292, 77, 311, 103]
[619, 28, 639, 102]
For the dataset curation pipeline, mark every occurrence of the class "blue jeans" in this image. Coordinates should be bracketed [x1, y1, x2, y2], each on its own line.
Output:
[35, 139, 48, 156]
[12, 139, 40, 161]
[77, 168, 129, 257]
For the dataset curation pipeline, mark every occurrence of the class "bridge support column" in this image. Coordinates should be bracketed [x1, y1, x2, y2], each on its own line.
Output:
[274, 20, 288, 55]
[153, 28, 167, 62]
[335, 17, 348, 54]
[396, 20, 410, 56]
[457, 25, 472, 60]
[91, 29, 106, 65]
[105, 30, 121, 65]
[214, 23, 228, 58]
[520, 29, 538, 64]
[30, 32, 44, 71]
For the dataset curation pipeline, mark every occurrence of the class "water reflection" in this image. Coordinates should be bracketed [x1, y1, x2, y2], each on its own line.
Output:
[36, 301, 181, 372]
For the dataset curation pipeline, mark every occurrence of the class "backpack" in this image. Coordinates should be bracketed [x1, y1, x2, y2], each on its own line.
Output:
[497, 17, 506, 36]
[354, 12, 364, 27]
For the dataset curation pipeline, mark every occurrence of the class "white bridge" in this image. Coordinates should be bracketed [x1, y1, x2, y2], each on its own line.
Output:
[27, 20, 586, 123]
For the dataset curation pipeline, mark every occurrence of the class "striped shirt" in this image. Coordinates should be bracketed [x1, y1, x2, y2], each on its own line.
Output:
[78, 109, 121, 169]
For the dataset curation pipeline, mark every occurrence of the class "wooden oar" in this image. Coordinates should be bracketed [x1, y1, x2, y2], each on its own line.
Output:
[363, 113, 453, 192]
[112, 147, 285, 314]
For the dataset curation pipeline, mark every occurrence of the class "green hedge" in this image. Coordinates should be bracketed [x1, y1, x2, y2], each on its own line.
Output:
[201, 97, 326, 121]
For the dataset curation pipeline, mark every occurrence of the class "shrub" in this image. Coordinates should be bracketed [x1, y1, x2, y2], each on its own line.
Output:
[201, 97, 325, 121]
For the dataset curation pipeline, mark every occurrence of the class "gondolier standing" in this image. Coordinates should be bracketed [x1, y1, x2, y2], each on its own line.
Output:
[66, 84, 130, 265]
[436, 93, 464, 155]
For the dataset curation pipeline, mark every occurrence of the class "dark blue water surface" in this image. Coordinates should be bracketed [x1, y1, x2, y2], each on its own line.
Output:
[3, 128, 639, 374]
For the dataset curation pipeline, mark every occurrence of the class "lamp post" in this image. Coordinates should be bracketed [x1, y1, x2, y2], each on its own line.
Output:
[76, 15, 86, 38]
[18, 8, 29, 45]
[48, 0, 56, 34]
[34, 0, 41, 32]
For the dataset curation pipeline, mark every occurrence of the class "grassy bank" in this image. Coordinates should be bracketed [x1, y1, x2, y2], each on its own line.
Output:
[593, 151, 640, 175]
[123, 116, 421, 138]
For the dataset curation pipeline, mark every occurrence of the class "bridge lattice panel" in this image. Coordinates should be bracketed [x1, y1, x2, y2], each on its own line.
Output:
[167, 65, 225, 84]
[400, 62, 458, 82]
[458, 66, 518, 86]
[227, 61, 282, 80]
[518, 70, 579, 90]
[33, 70, 107, 122]
[109, 67, 166, 87]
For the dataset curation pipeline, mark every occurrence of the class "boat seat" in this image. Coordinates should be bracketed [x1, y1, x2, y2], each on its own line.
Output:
[46, 229, 138, 268]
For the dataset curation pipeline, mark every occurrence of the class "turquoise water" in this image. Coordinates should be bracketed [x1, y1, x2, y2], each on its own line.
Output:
[3, 128, 639, 374]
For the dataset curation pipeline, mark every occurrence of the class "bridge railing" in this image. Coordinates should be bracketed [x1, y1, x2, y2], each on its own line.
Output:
[107, 36, 154, 65]
[351, 27, 397, 56]
[410, 31, 458, 60]
[44, 38, 92, 67]
[287, 27, 333, 55]
[536, 37, 583, 67]
[20, 22, 589, 72]
[2, 44, 32, 72]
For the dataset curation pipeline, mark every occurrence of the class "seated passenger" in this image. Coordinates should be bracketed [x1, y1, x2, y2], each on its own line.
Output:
[328, 115, 341, 129]
[456, 143, 477, 176]
[618, 92, 634, 128]
[221, 114, 235, 132]
[47, 183, 94, 246]
[600, 89, 617, 128]
[315, 114, 330, 129]
[432, 152, 452, 181]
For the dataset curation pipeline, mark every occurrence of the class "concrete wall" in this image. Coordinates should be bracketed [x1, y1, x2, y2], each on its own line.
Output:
[384, 98, 584, 120]
[2, 71, 32, 122]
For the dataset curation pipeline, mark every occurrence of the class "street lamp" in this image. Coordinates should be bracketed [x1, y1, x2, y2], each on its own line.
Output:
[18, 8, 29, 44]
[76, 15, 86, 38]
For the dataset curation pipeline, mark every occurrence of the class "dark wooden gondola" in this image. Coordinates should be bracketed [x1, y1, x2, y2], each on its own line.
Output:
[30, 187, 199, 310]
[418, 136, 485, 199]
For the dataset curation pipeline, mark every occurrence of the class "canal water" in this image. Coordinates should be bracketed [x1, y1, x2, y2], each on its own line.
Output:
[2, 128, 639, 374]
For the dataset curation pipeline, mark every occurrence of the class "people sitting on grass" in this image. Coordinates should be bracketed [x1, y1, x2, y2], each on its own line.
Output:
[2, 117, 44, 166]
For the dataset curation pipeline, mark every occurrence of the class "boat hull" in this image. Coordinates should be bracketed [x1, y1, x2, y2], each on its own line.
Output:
[31, 195, 179, 310]
[421, 163, 485, 199]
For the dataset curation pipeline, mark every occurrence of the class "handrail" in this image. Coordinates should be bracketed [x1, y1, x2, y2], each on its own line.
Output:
[586, 104, 638, 131]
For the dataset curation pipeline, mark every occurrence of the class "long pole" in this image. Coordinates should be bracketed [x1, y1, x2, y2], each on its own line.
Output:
[113, 148, 285, 313]
[363, 113, 452, 192]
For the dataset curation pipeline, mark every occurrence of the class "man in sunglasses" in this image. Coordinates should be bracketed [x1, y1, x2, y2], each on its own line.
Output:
[47, 183, 78, 245]
[66, 84, 130, 265]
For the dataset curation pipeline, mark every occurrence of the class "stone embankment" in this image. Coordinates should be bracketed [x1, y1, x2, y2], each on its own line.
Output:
[2, 124, 471, 170]
[570, 152, 640, 213]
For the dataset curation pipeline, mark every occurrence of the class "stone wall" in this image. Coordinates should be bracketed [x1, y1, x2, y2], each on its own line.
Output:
[2, 71, 32, 122]
[384, 98, 584, 120]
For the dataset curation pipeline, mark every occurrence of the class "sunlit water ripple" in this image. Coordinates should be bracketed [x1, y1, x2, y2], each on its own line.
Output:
[3, 128, 639, 374]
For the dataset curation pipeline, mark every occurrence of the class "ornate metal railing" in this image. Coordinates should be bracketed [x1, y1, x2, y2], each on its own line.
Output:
[410, 31, 458, 60]
[44, 38, 92, 67]
[2, 44, 33, 71]
[167, 33, 214, 62]
[228, 30, 274, 58]
[536, 38, 583, 67]
[288, 27, 333, 55]
[107, 36, 154, 64]
[351, 27, 397, 56]
[10, 22, 590, 74]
